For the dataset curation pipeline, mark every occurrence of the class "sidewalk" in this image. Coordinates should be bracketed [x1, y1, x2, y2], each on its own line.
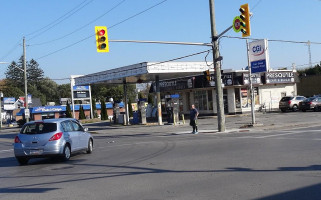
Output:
[86, 111, 321, 137]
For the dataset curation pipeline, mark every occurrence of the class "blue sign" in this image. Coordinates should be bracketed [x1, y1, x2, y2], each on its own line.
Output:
[170, 94, 180, 98]
[251, 59, 267, 73]
[73, 85, 89, 91]
[3, 97, 16, 104]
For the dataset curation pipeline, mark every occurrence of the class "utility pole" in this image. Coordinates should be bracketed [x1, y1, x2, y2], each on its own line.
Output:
[209, 0, 225, 132]
[246, 39, 255, 125]
[307, 40, 312, 68]
[23, 37, 29, 123]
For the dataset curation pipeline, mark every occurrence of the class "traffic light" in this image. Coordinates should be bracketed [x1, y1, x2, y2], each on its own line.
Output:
[95, 26, 109, 52]
[239, 3, 251, 37]
[204, 70, 211, 81]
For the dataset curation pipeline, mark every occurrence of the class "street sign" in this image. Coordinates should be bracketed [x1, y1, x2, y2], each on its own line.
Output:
[233, 16, 241, 33]
[25, 109, 30, 118]
[249, 39, 270, 73]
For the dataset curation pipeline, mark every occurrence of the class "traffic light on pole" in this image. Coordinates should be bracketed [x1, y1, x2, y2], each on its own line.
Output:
[204, 70, 211, 81]
[95, 26, 109, 52]
[239, 3, 251, 37]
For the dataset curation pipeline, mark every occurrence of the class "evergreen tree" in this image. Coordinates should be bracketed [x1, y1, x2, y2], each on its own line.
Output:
[92, 98, 98, 118]
[79, 105, 86, 120]
[100, 98, 107, 120]
[66, 102, 72, 118]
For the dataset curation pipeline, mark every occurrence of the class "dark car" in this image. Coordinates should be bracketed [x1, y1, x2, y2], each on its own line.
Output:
[299, 97, 321, 112]
[279, 96, 306, 112]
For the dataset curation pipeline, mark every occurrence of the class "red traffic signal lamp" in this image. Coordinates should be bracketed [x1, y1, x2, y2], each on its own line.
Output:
[95, 26, 109, 52]
[239, 3, 251, 37]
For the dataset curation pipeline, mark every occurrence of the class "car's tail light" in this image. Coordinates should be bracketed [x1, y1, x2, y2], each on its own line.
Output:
[14, 136, 21, 143]
[308, 102, 313, 105]
[49, 132, 63, 141]
[288, 100, 291, 104]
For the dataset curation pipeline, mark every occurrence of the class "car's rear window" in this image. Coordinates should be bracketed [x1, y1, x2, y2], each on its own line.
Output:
[280, 97, 293, 101]
[21, 123, 57, 134]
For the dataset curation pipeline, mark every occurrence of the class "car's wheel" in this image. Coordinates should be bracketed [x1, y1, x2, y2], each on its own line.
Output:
[87, 139, 93, 154]
[292, 105, 298, 112]
[62, 145, 71, 161]
[314, 106, 320, 112]
[16, 157, 29, 165]
[281, 108, 286, 112]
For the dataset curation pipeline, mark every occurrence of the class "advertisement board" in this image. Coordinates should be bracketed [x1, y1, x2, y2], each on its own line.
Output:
[265, 72, 295, 84]
[249, 39, 270, 73]
[3, 97, 15, 104]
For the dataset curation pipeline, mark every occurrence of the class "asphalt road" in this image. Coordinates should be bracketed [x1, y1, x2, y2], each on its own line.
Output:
[1, 112, 321, 200]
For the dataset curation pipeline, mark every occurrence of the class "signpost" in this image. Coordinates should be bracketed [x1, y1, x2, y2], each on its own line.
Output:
[249, 39, 270, 73]
[233, 16, 242, 33]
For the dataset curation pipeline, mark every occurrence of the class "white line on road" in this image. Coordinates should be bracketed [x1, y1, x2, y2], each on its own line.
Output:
[0, 149, 13, 153]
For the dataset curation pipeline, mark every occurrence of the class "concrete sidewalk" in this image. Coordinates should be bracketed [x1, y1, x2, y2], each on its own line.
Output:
[85, 111, 321, 136]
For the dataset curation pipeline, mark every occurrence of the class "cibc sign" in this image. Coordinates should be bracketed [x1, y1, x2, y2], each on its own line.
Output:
[249, 39, 270, 73]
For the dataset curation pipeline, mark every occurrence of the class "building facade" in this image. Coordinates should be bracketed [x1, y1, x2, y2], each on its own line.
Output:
[151, 70, 298, 115]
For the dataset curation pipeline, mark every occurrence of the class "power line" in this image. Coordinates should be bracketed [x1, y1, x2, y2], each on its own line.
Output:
[28, 0, 93, 40]
[222, 35, 321, 45]
[30, 0, 127, 46]
[36, 0, 168, 60]
[0, 40, 21, 61]
[147, 49, 212, 67]
[109, 0, 168, 29]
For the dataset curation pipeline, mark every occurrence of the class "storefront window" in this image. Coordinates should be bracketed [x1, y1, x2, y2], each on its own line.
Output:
[241, 87, 259, 108]
[235, 88, 241, 108]
[194, 90, 208, 110]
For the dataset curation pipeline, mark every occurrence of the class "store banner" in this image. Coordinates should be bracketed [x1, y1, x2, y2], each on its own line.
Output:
[243, 73, 262, 85]
[3, 97, 15, 104]
[249, 39, 270, 73]
[265, 71, 295, 84]
[222, 73, 233, 86]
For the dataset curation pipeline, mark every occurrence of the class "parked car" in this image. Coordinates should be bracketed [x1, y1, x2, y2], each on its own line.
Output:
[13, 118, 93, 165]
[279, 96, 306, 112]
[299, 97, 321, 112]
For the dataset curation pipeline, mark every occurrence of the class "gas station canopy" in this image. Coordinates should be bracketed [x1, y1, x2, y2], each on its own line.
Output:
[74, 62, 212, 86]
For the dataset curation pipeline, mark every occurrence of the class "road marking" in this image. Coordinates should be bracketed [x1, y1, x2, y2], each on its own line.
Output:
[0, 149, 13, 153]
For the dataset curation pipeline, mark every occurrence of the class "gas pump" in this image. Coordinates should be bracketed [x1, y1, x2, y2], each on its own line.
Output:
[113, 103, 120, 124]
[138, 99, 147, 124]
[165, 94, 180, 124]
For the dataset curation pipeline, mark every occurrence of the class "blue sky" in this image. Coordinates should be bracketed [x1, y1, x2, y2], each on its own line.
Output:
[0, 0, 320, 84]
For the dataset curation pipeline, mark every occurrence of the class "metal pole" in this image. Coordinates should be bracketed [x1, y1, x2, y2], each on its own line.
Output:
[156, 75, 163, 125]
[70, 77, 76, 118]
[123, 80, 129, 125]
[0, 92, 2, 128]
[23, 37, 29, 123]
[246, 39, 255, 125]
[209, 0, 225, 132]
[89, 85, 94, 119]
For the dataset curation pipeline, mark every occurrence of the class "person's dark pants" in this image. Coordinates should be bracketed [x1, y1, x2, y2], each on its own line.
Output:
[190, 119, 198, 132]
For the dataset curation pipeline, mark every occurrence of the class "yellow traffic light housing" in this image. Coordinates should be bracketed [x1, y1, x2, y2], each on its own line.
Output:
[95, 26, 109, 52]
[204, 70, 211, 81]
[239, 3, 251, 37]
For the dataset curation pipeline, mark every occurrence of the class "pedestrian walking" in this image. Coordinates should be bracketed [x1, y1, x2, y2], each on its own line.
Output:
[190, 104, 199, 134]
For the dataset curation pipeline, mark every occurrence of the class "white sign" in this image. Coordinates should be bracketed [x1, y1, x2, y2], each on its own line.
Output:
[25, 109, 30, 118]
[249, 39, 270, 73]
